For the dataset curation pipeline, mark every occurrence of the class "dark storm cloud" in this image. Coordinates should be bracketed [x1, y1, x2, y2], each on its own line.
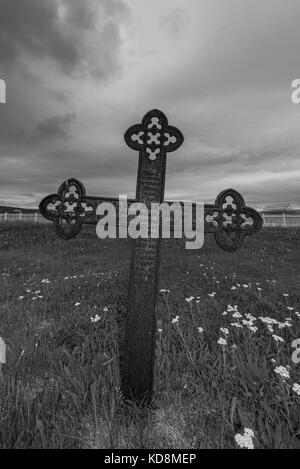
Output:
[0, 0, 300, 208]
[138, 0, 300, 207]
[0, 143, 138, 207]
[0, 0, 80, 70]
[35, 113, 76, 140]
[160, 8, 189, 37]
[153, 0, 300, 103]
[0, 0, 133, 207]
[62, 0, 99, 30]
[101, 0, 131, 20]
[0, 0, 130, 77]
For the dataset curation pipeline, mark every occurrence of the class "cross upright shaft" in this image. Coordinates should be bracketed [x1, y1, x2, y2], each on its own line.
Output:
[121, 109, 184, 403]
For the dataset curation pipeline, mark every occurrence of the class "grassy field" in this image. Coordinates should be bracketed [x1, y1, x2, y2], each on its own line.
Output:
[0, 223, 299, 449]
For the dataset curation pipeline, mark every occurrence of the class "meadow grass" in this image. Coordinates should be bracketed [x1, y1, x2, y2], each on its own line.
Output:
[0, 223, 299, 449]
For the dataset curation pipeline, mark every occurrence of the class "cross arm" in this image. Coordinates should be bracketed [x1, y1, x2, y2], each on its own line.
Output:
[39, 178, 135, 239]
[202, 188, 263, 251]
[39, 178, 262, 250]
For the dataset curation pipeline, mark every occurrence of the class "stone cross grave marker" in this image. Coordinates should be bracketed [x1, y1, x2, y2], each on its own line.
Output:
[40, 109, 263, 404]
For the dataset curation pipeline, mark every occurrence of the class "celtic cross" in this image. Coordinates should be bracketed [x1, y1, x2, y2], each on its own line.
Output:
[40, 109, 263, 404]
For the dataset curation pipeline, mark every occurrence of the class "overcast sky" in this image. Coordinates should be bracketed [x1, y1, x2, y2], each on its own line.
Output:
[0, 0, 300, 209]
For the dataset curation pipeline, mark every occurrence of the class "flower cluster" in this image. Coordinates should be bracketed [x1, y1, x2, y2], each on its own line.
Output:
[217, 337, 227, 347]
[272, 334, 284, 343]
[293, 383, 300, 396]
[223, 304, 239, 316]
[171, 316, 179, 324]
[91, 314, 101, 323]
[185, 296, 194, 303]
[274, 365, 290, 380]
[234, 428, 255, 449]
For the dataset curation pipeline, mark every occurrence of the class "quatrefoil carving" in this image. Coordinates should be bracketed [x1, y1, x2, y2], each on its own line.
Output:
[205, 189, 263, 252]
[39, 178, 93, 240]
[124, 109, 184, 162]
[146, 147, 160, 161]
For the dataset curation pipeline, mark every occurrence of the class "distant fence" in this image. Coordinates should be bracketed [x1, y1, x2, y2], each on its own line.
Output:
[262, 214, 300, 227]
[0, 212, 300, 227]
[0, 213, 50, 223]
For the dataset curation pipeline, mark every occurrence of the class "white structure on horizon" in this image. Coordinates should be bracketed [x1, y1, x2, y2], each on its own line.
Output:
[261, 203, 297, 214]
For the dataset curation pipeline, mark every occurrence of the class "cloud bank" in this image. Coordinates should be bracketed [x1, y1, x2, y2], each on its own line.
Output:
[0, 0, 299, 209]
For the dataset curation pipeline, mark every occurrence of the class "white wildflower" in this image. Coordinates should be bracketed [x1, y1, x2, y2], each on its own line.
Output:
[234, 428, 255, 449]
[278, 322, 286, 329]
[217, 337, 227, 346]
[246, 314, 257, 321]
[91, 314, 101, 323]
[292, 383, 300, 396]
[283, 322, 292, 328]
[272, 335, 284, 343]
[274, 366, 290, 380]
[185, 296, 194, 303]
[244, 428, 255, 438]
[259, 317, 278, 325]
[232, 312, 243, 319]
[242, 320, 251, 326]
[231, 323, 243, 328]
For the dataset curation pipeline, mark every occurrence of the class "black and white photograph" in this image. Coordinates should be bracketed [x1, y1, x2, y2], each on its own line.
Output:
[0, 0, 299, 453]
